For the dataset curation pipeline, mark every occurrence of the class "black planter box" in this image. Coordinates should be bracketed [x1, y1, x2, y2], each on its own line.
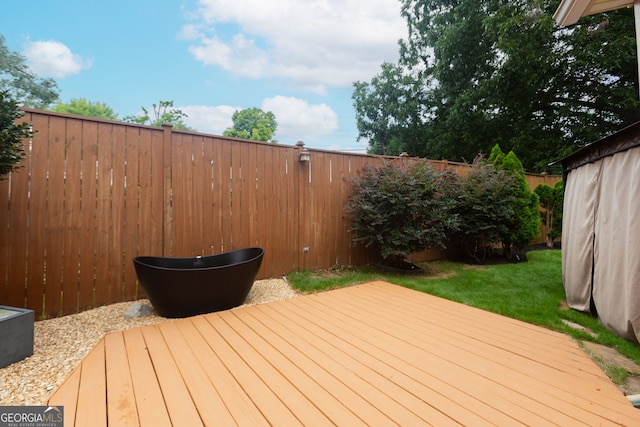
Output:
[0, 306, 34, 368]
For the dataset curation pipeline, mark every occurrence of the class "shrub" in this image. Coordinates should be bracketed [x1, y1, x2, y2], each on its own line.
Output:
[0, 90, 31, 178]
[451, 155, 518, 261]
[347, 160, 460, 267]
[488, 145, 540, 257]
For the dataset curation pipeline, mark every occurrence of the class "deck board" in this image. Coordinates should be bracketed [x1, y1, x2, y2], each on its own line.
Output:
[47, 360, 81, 425]
[234, 306, 397, 426]
[319, 283, 635, 424]
[121, 328, 172, 427]
[207, 311, 334, 426]
[285, 291, 539, 426]
[188, 315, 302, 426]
[177, 318, 269, 426]
[247, 303, 408, 426]
[48, 281, 640, 426]
[75, 339, 107, 427]
[353, 284, 636, 413]
[157, 321, 235, 426]
[104, 332, 138, 427]
[222, 309, 368, 426]
[141, 325, 204, 426]
[266, 298, 493, 426]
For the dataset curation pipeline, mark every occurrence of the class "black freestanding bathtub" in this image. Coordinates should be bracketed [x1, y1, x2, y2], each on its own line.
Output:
[133, 247, 264, 318]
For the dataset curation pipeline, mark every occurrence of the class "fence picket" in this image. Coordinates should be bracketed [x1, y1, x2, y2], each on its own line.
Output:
[61, 117, 82, 314]
[24, 113, 48, 314]
[78, 120, 98, 311]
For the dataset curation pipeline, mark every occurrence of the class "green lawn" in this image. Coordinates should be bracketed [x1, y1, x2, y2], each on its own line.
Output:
[286, 249, 640, 366]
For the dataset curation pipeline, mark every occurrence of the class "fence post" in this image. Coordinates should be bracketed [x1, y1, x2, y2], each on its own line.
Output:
[296, 141, 309, 270]
[162, 123, 173, 256]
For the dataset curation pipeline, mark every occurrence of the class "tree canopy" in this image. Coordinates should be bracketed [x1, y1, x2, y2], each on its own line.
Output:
[123, 100, 193, 130]
[0, 90, 32, 178]
[0, 35, 59, 109]
[353, 0, 640, 172]
[223, 108, 278, 142]
[51, 98, 118, 120]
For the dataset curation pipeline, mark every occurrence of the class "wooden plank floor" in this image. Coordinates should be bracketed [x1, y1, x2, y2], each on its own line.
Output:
[47, 281, 640, 426]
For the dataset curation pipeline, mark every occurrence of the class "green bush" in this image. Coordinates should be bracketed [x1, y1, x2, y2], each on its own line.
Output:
[348, 147, 541, 265]
[451, 155, 518, 261]
[347, 160, 460, 267]
[488, 145, 540, 257]
[0, 90, 31, 178]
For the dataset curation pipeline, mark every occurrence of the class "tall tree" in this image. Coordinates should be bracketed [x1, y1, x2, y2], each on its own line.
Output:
[353, 62, 427, 156]
[123, 100, 193, 130]
[353, 1, 640, 172]
[51, 98, 118, 120]
[0, 35, 59, 109]
[223, 108, 278, 142]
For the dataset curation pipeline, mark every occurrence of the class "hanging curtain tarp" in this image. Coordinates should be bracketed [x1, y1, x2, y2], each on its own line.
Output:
[592, 149, 640, 342]
[561, 121, 640, 343]
[562, 161, 601, 313]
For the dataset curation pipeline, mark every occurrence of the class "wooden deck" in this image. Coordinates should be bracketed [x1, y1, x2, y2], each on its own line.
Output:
[47, 281, 639, 426]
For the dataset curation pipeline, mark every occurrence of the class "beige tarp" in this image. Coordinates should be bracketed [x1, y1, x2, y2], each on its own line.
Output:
[592, 150, 640, 342]
[563, 146, 640, 342]
[562, 161, 600, 313]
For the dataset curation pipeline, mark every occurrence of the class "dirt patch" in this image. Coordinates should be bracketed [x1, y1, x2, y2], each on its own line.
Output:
[462, 265, 487, 271]
[424, 270, 457, 280]
[581, 341, 640, 396]
[309, 266, 362, 279]
[561, 320, 640, 398]
[582, 342, 640, 376]
[410, 262, 456, 279]
[310, 270, 343, 279]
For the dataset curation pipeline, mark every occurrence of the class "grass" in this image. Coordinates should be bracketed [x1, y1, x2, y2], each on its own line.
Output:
[602, 359, 631, 385]
[286, 249, 640, 366]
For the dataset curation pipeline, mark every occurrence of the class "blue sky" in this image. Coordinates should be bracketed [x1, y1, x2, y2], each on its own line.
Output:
[1, 0, 407, 152]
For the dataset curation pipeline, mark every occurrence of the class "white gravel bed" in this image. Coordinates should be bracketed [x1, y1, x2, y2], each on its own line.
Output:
[0, 278, 300, 406]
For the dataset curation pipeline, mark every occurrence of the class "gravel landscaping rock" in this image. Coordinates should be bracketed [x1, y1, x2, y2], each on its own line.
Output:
[0, 278, 300, 406]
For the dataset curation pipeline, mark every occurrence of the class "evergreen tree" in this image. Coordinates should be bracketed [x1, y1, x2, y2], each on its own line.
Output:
[489, 145, 540, 257]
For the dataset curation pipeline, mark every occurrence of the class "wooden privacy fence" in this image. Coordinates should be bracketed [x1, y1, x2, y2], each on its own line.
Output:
[0, 110, 561, 318]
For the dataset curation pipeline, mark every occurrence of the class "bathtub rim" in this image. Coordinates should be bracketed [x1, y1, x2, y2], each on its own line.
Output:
[133, 247, 264, 271]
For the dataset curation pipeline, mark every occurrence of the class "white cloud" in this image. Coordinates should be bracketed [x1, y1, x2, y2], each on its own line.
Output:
[262, 96, 338, 141]
[180, 96, 338, 143]
[183, 0, 406, 92]
[23, 40, 92, 78]
[178, 23, 202, 40]
[180, 104, 240, 135]
[189, 34, 270, 79]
